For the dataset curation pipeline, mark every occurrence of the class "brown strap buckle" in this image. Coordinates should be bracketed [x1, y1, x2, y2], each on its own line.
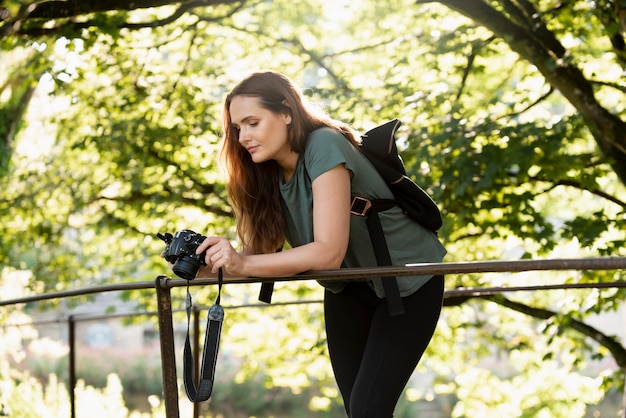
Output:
[350, 196, 372, 216]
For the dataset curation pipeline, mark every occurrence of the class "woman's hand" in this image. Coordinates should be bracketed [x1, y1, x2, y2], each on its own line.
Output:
[160, 251, 175, 271]
[196, 236, 246, 276]
[190, 164, 351, 279]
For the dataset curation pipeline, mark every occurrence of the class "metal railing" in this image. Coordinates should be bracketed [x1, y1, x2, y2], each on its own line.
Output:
[2, 257, 626, 418]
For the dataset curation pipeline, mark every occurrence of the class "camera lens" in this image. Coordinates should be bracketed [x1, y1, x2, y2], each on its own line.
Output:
[173, 257, 202, 280]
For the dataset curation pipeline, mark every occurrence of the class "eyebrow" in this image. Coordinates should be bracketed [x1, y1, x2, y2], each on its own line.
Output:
[231, 115, 256, 127]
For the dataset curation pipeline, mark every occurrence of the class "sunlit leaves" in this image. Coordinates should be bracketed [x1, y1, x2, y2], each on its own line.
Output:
[2, 0, 626, 415]
[452, 361, 603, 417]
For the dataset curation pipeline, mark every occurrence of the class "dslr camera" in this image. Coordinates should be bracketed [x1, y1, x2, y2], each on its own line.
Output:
[157, 229, 207, 280]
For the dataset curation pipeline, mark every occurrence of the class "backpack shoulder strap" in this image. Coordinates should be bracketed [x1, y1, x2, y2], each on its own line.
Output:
[351, 197, 405, 316]
[352, 119, 408, 316]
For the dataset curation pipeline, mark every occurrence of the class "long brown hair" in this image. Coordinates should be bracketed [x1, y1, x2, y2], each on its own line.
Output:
[222, 70, 360, 254]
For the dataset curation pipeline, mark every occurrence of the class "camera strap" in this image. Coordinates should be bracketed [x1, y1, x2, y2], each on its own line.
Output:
[183, 268, 224, 402]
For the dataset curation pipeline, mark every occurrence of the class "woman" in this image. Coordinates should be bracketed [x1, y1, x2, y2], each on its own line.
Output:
[194, 70, 446, 417]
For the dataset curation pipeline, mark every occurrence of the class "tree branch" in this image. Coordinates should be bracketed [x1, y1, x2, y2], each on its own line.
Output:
[590, 78, 626, 94]
[497, 85, 555, 120]
[484, 293, 626, 369]
[420, 0, 626, 185]
[1, 0, 241, 38]
[535, 177, 626, 210]
[95, 190, 233, 219]
[593, 0, 626, 70]
[24, 0, 193, 19]
[455, 42, 477, 103]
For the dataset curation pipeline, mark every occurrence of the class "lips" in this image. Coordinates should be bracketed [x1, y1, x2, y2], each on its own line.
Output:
[246, 145, 258, 154]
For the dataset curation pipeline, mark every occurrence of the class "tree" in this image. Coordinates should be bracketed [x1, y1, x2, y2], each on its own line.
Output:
[3, 0, 625, 179]
[1, 0, 625, 416]
[425, 0, 626, 182]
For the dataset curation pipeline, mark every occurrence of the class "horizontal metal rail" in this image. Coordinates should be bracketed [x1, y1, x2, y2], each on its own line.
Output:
[2, 257, 625, 307]
[5, 282, 626, 330]
[1, 256, 625, 418]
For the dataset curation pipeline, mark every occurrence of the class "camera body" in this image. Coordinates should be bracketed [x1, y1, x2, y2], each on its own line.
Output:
[158, 229, 207, 280]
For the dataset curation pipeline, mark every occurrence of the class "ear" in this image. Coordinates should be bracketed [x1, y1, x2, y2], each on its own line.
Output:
[282, 100, 292, 125]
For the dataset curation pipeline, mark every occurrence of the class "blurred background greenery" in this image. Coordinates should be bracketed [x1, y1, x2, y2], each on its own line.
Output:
[1, 0, 625, 416]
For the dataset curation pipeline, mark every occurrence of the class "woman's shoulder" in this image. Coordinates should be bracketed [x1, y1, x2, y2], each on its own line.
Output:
[307, 127, 355, 154]
[303, 127, 360, 180]
[308, 126, 344, 141]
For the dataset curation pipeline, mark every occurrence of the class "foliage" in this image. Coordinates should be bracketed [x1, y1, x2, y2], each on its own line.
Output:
[1, 0, 626, 415]
[451, 362, 603, 417]
[0, 371, 169, 418]
[7, 338, 345, 417]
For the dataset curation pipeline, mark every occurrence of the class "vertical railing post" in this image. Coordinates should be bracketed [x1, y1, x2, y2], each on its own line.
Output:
[68, 315, 76, 418]
[622, 363, 626, 418]
[155, 276, 180, 418]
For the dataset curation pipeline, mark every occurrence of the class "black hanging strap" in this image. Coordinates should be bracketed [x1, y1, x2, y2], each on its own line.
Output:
[258, 247, 283, 304]
[183, 268, 224, 402]
[351, 196, 405, 316]
[258, 282, 275, 303]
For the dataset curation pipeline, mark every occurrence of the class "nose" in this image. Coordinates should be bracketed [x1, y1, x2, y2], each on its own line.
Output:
[238, 126, 249, 145]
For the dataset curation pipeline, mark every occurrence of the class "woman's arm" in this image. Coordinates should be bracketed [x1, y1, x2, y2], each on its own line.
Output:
[196, 164, 351, 277]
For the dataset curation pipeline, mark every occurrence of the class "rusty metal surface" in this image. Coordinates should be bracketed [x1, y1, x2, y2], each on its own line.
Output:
[2, 257, 625, 307]
[155, 276, 180, 418]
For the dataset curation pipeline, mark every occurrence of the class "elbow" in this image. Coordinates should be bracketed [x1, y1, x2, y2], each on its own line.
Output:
[310, 241, 347, 270]
[325, 248, 346, 270]
[335, 253, 346, 269]
[325, 259, 343, 270]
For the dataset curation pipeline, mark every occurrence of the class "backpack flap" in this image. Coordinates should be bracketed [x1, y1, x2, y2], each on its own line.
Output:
[361, 119, 406, 177]
[360, 119, 443, 233]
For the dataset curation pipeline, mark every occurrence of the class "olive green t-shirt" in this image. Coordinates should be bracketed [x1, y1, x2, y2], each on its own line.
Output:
[279, 127, 446, 297]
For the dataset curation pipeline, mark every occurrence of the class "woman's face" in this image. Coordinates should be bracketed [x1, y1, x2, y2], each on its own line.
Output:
[229, 95, 293, 164]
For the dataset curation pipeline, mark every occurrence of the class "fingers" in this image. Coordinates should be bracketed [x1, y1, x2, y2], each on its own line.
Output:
[197, 237, 239, 274]
[196, 236, 222, 254]
[162, 234, 242, 276]
[208, 246, 235, 273]
[207, 251, 230, 274]
[160, 251, 174, 269]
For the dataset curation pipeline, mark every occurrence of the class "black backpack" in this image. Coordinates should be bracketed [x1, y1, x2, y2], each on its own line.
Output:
[352, 118, 442, 232]
[259, 119, 443, 315]
[349, 119, 442, 316]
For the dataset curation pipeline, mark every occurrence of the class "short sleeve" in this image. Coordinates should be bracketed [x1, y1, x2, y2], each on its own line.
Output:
[304, 128, 357, 181]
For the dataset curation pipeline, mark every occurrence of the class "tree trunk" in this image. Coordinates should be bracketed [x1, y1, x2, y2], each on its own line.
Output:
[425, 0, 626, 184]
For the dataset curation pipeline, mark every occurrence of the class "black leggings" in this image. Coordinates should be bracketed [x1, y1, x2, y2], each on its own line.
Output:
[324, 275, 444, 418]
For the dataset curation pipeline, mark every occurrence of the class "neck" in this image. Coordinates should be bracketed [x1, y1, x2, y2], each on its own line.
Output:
[277, 151, 299, 182]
